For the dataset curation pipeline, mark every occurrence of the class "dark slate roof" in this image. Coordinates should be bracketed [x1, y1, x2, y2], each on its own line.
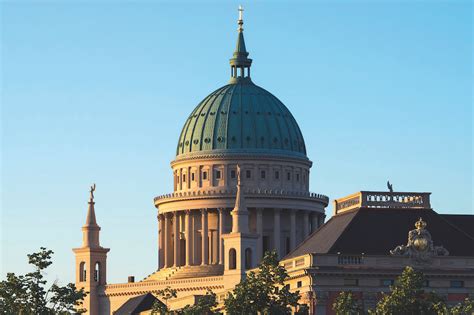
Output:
[114, 293, 163, 315]
[285, 208, 474, 259]
[440, 214, 474, 238]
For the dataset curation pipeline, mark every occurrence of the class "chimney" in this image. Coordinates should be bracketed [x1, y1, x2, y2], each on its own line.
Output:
[128, 276, 135, 283]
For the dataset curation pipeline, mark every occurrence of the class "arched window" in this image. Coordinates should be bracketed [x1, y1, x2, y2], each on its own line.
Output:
[245, 248, 252, 270]
[79, 262, 86, 282]
[229, 248, 237, 270]
[94, 262, 100, 282]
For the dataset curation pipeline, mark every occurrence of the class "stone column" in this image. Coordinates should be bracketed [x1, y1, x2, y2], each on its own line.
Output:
[158, 214, 164, 269]
[218, 208, 225, 265]
[290, 210, 296, 250]
[173, 211, 180, 267]
[303, 211, 309, 239]
[201, 209, 209, 265]
[185, 210, 192, 266]
[311, 213, 318, 233]
[164, 213, 171, 268]
[274, 208, 281, 258]
[256, 208, 263, 262]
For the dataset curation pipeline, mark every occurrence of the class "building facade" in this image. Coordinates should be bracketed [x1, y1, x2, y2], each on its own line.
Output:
[72, 9, 474, 315]
[73, 9, 329, 314]
[281, 191, 474, 314]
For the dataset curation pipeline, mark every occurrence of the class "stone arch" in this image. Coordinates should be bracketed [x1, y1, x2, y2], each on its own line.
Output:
[94, 262, 100, 282]
[229, 248, 237, 270]
[79, 262, 86, 282]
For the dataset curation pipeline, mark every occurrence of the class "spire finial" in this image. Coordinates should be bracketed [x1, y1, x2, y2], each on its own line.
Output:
[238, 5, 244, 31]
[85, 183, 98, 227]
[229, 6, 252, 83]
[89, 183, 96, 203]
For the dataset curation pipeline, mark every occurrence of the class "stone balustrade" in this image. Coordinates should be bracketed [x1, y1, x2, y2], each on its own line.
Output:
[334, 191, 431, 215]
[154, 188, 329, 204]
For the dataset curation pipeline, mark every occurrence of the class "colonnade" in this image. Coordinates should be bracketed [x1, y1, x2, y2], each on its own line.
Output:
[157, 208, 324, 269]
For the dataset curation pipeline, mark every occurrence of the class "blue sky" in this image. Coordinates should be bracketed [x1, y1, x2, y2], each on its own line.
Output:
[1, 1, 472, 285]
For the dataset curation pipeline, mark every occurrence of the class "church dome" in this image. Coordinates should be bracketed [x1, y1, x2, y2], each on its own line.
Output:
[176, 12, 306, 160]
[176, 82, 306, 159]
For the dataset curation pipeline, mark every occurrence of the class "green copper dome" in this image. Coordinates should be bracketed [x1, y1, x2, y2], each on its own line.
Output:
[176, 9, 307, 159]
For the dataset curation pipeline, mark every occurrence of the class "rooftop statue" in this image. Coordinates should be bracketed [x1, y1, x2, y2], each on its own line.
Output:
[390, 217, 449, 264]
[89, 183, 96, 202]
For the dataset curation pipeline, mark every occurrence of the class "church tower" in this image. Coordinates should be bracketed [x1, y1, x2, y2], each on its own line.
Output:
[73, 184, 109, 315]
[222, 166, 258, 289]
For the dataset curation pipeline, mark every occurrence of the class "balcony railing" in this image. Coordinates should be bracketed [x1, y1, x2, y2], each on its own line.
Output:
[334, 191, 431, 214]
[155, 188, 329, 204]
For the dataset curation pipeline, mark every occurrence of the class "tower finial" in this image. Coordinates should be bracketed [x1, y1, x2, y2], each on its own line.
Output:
[89, 183, 96, 203]
[229, 6, 252, 83]
[238, 5, 244, 31]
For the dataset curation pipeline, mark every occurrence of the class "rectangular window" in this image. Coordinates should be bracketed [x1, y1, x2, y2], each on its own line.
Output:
[450, 280, 464, 288]
[285, 237, 290, 254]
[262, 236, 270, 254]
[183, 174, 186, 182]
[296, 173, 300, 181]
[191, 173, 195, 181]
[230, 170, 236, 179]
[177, 176, 180, 183]
[216, 170, 221, 179]
[261, 170, 266, 179]
[275, 171, 280, 180]
[297, 281, 302, 288]
[381, 279, 394, 287]
[287, 172, 291, 181]
[344, 279, 359, 286]
[203, 171, 208, 180]
[246, 170, 251, 179]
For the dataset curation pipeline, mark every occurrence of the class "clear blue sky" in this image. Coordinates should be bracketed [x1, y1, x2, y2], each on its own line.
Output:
[1, 1, 472, 285]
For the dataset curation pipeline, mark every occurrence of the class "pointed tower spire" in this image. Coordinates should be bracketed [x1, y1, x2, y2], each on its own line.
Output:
[85, 183, 98, 227]
[73, 183, 109, 315]
[231, 165, 249, 233]
[229, 5, 252, 84]
[82, 183, 101, 247]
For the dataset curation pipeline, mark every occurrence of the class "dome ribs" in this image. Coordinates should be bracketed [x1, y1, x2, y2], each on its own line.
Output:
[214, 85, 233, 150]
[253, 85, 272, 151]
[176, 82, 308, 159]
[224, 84, 238, 150]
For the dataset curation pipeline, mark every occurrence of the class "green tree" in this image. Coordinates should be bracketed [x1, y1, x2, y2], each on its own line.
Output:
[433, 297, 474, 315]
[152, 286, 177, 315]
[333, 291, 363, 315]
[179, 289, 218, 315]
[370, 266, 444, 315]
[224, 250, 300, 315]
[0, 247, 87, 314]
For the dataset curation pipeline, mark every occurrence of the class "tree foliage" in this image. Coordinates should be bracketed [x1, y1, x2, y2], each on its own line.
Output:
[224, 250, 300, 315]
[333, 291, 362, 315]
[152, 286, 177, 315]
[371, 266, 443, 315]
[366, 266, 473, 315]
[0, 247, 87, 314]
[152, 287, 217, 315]
[179, 289, 218, 315]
